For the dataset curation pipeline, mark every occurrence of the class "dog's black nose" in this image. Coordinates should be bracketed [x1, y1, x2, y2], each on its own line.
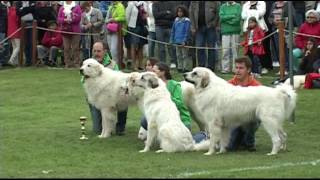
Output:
[80, 69, 83, 75]
[183, 73, 187, 78]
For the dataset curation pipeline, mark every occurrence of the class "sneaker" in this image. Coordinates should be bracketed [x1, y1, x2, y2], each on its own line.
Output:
[220, 70, 230, 74]
[276, 71, 288, 75]
[170, 63, 176, 69]
[273, 61, 280, 67]
[261, 68, 268, 74]
[254, 73, 262, 79]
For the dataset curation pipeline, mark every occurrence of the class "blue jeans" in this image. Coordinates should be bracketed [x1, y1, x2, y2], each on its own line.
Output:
[248, 50, 262, 74]
[227, 120, 260, 151]
[89, 103, 127, 134]
[148, 31, 156, 58]
[193, 131, 209, 143]
[0, 33, 9, 65]
[195, 26, 217, 71]
[155, 26, 176, 64]
[24, 22, 33, 66]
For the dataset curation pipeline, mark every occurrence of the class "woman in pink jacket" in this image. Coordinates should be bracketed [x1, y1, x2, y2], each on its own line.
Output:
[57, 1, 82, 68]
[7, 2, 21, 66]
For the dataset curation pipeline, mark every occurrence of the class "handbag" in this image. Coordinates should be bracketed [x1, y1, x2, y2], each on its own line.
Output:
[106, 22, 120, 33]
[254, 45, 266, 56]
[61, 23, 73, 33]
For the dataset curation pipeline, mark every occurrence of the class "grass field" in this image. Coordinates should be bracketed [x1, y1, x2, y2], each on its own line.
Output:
[1, 67, 320, 178]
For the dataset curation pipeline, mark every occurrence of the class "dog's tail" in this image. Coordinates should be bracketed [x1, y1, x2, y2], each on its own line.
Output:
[276, 84, 297, 120]
[193, 139, 210, 151]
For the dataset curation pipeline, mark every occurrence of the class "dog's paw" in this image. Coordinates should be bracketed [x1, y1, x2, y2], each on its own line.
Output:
[139, 149, 148, 153]
[266, 152, 277, 156]
[204, 151, 214, 156]
[155, 149, 164, 153]
[98, 134, 110, 138]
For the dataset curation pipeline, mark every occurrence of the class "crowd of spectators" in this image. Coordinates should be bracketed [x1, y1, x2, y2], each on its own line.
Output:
[0, 1, 320, 77]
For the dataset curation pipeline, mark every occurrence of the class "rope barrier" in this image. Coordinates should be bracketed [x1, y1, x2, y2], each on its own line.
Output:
[0, 27, 22, 45]
[284, 29, 320, 39]
[3, 25, 318, 52]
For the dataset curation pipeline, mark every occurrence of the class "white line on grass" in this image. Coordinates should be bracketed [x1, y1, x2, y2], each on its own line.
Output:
[177, 159, 320, 178]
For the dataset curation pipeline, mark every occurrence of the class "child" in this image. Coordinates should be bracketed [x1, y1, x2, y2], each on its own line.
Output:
[241, 16, 266, 78]
[298, 38, 320, 74]
[169, 5, 191, 73]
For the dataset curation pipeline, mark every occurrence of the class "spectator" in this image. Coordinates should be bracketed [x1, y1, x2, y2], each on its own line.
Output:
[57, 1, 82, 68]
[36, 20, 63, 66]
[98, 1, 111, 19]
[170, 5, 191, 73]
[80, 1, 104, 60]
[146, 1, 156, 58]
[81, 41, 127, 135]
[268, 1, 296, 75]
[242, 1, 268, 33]
[241, 16, 266, 78]
[298, 38, 320, 74]
[293, 9, 320, 72]
[189, 1, 220, 71]
[141, 62, 192, 131]
[34, 1, 56, 43]
[105, 1, 127, 67]
[16, 1, 37, 67]
[152, 1, 177, 68]
[7, 1, 21, 67]
[227, 57, 261, 152]
[219, 1, 242, 74]
[0, 1, 9, 68]
[126, 1, 148, 71]
[293, 1, 306, 27]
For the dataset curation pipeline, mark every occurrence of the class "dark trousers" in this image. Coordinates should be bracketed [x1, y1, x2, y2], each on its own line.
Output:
[89, 103, 127, 134]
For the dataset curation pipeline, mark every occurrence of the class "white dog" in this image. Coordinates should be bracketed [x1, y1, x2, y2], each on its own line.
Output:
[130, 72, 207, 153]
[284, 75, 306, 90]
[123, 73, 207, 141]
[184, 67, 297, 155]
[80, 58, 130, 138]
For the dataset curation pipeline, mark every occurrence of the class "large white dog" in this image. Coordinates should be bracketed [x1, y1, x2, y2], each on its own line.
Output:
[129, 72, 206, 153]
[123, 73, 207, 141]
[80, 58, 130, 138]
[184, 67, 297, 155]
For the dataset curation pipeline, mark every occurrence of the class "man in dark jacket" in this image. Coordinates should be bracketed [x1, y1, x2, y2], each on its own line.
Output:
[16, 1, 36, 66]
[153, 1, 177, 68]
[0, 1, 9, 68]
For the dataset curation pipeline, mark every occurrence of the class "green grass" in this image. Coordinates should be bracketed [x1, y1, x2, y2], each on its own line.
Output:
[1, 67, 320, 178]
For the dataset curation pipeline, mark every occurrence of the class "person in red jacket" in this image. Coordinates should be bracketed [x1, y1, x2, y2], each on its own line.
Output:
[241, 16, 266, 78]
[37, 20, 63, 66]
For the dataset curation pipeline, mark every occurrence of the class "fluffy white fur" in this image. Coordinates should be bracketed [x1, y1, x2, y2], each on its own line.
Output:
[284, 75, 306, 90]
[184, 67, 297, 155]
[80, 58, 130, 138]
[129, 72, 206, 153]
[124, 73, 207, 142]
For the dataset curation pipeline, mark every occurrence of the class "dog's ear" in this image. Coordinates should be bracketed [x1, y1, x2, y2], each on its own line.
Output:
[148, 76, 159, 89]
[201, 71, 209, 88]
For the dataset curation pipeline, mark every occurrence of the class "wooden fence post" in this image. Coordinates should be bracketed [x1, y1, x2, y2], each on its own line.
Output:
[117, 24, 124, 69]
[278, 21, 285, 80]
[32, 20, 37, 65]
[19, 22, 26, 66]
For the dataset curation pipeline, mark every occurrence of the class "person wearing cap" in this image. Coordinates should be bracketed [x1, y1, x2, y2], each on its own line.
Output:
[36, 20, 63, 66]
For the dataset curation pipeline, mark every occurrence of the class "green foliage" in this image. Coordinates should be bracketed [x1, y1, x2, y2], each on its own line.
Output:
[1, 67, 320, 178]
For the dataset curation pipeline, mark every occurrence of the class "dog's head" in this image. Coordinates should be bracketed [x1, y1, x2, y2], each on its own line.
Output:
[183, 67, 211, 89]
[121, 72, 143, 95]
[132, 72, 160, 89]
[80, 58, 104, 79]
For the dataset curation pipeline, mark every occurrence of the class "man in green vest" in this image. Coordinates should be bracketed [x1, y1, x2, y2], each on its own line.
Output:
[82, 41, 127, 135]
